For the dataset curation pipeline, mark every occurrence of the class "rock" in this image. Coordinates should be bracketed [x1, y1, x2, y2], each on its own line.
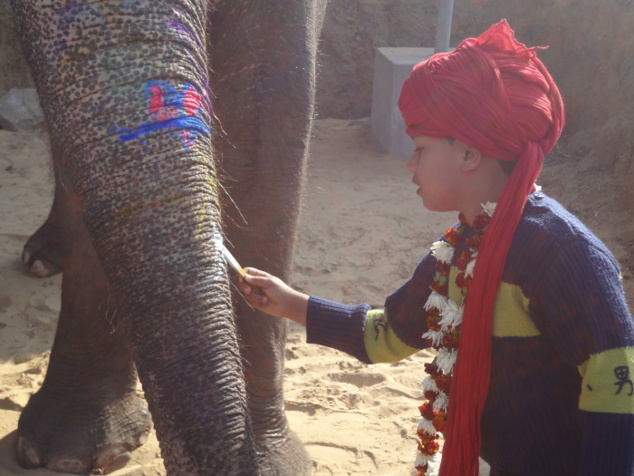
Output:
[0, 88, 44, 131]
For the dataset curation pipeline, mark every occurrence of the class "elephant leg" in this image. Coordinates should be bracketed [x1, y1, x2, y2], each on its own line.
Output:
[16, 185, 152, 475]
[210, 1, 326, 474]
[234, 300, 311, 475]
[22, 163, 63, 277]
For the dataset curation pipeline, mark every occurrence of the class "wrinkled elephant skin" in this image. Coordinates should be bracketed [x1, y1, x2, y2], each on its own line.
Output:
[11, 0, 324, 474]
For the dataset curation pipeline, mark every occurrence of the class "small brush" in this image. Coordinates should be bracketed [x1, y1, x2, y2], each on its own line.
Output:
[214, 238, 247, 278]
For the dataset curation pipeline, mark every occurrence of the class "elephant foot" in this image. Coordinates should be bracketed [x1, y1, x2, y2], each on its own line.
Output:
[22, 218, 63, 277]
[256, 429, 313, 475]
[16, 390, 152, 475]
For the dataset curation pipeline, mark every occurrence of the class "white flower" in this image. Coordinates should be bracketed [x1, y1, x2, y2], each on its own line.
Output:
[414, 451, 441, 476]
[417, 417, 438, 436]
[465, 254, 477, 278]
[430, 240, 454, 264]
[432, 392, 449, 413]
[424, 291, 448, 312]
[422, 329, 443, 348]
[436, 348, 457, 374]
[414, 451, 429, 468]
[438, 300, 463, 329]
[481, 201, 497, 217]
[421, 375, 439, 394]
[427, 454, 442, 476]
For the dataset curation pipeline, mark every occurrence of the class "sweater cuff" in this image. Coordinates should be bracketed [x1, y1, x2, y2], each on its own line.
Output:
[306, 296, 372, 363]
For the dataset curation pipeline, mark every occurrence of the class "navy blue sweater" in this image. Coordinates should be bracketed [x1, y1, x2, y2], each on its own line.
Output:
[306, 192, 634, 475]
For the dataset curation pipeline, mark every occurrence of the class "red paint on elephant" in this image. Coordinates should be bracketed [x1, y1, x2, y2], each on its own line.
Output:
[183, 86, 203, 116]
[147, 83, 202, 121]
[117, 81, 210, 149]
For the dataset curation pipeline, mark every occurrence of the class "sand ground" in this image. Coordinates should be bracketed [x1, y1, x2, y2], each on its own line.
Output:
[1, 117, 614, 475]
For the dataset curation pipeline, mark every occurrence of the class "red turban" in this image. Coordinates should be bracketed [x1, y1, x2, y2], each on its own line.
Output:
[398, 20, 565, 475]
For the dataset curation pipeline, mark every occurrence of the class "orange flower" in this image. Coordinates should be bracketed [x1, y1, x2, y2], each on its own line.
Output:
[424, 390, 438, 401]
[435, 375, 452, 394]
[427, 306, 440, 317]
[417, 439, 436, 456]
[443, 227, 461, 247]
[430, 280, 448, 295]
[426, 316, 441, 332]
[419, 401, 436, 420]
[417, 429, 436, 443]
[418, 441, 440, 456]
[424, 362, 440, 378]
[455, 272, 472, 289]
[472, 213, 491, 232]
[441, 331, 460, 349]
[455, 251, 472, 270]
[465, 233, 483, 249]
[432, 412, 447, 432]
[423, 440, 440, 455]
[435, 261, 451, 274]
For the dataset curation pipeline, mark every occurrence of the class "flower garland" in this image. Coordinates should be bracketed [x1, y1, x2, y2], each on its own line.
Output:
[414, 202, 496, 476]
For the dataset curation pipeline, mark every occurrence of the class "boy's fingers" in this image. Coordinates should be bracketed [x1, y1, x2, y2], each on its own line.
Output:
[243, 273, 272, 289]
[243, 267, 268, 277]
[237, 281, 252, 295]
[237, 277, 268, 300]
[245, 291, 268, 305]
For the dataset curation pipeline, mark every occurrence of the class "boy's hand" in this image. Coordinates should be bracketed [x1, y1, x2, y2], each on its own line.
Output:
[237, 267, 308, 326]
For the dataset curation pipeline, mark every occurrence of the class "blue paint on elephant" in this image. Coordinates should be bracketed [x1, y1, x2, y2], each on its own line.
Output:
[116, 80, 211, 150]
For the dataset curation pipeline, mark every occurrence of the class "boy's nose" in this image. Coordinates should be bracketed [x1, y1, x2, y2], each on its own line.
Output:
[406, 154, 417, 172]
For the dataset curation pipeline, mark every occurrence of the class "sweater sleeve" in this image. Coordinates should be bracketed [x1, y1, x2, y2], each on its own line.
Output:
[305, 297, 419, 364]
[532, 238, 634, 475]
[305, 296, 373, 363]
[305, 253, 436, 364]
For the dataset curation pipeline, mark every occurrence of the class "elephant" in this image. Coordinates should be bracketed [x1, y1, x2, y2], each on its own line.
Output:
[11, 0, 326, 474]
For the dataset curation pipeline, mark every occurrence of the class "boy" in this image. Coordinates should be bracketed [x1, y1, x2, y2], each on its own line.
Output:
[238, 20, 634, 476]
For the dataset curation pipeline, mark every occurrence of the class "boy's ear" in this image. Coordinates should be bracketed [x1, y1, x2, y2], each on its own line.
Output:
[460, 145, 483, 172]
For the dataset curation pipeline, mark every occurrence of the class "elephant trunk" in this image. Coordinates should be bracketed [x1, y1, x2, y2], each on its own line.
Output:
[11, 0, 257, 473]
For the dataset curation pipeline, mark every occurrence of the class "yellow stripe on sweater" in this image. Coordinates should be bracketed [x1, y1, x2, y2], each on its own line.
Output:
[492, 282, 540, 337]
[579, 346, 634, 414]
[363, 309, 418, 363]
[364, 271, 539, 363]
[449, 267, 540, 338]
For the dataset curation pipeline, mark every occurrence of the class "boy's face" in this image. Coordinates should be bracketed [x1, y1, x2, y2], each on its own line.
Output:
[406, 136, 468, 213]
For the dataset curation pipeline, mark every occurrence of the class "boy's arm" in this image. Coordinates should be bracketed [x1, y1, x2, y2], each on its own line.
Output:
[305, 297, 418, 363]
[240, 253, 436, 364]
[306, 254, 437, 363]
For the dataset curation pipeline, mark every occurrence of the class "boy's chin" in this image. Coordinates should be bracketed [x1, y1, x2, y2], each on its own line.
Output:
[421, 200, 455, 215]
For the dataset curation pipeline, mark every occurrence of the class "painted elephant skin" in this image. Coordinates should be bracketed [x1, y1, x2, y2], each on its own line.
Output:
[11, 0, 324, 474]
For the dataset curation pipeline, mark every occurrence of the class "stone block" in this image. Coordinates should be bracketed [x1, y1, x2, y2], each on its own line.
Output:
[370, 47, 434, 160]
[0, 88, 44, 131]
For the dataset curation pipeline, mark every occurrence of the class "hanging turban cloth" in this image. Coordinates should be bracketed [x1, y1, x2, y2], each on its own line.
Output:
[399, 20, 565, 475]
